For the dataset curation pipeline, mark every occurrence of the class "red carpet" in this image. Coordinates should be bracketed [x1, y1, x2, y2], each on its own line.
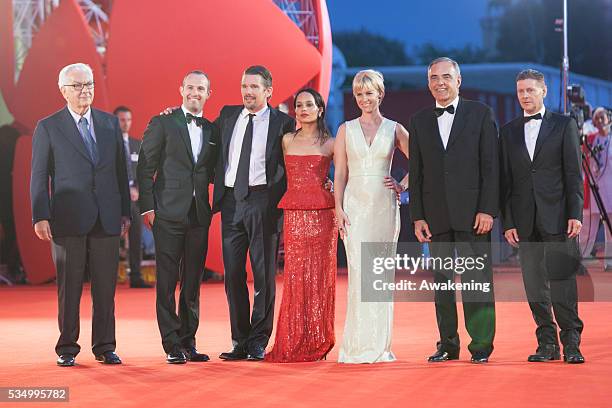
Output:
[0, 274, 610, 408]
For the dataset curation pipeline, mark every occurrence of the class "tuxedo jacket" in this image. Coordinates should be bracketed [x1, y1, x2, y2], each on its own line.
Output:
[212, 105, 295, 231]
[500, 110, 583, 237]
[137, 108, 219, 226]
[30, 106, 131, 237]
[409, 97, 500, 235]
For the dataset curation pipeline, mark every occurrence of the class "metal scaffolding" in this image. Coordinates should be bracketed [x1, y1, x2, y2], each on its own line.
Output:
[11, 0, 109, 82]
[274, 0, 320, 47]
[12, 0, 57, 81]
[12, 1, 317, 82]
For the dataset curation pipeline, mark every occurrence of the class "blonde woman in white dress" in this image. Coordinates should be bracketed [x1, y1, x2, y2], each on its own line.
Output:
[334, 70, 409, 363]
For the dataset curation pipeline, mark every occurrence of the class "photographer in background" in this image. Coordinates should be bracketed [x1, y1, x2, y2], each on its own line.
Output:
[582, 107, 612, 270]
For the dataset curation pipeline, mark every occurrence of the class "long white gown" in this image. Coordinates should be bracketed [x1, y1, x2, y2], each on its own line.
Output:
[338, 117, 400, 364]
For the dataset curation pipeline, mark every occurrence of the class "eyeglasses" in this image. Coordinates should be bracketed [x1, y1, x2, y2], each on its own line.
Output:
[63, 82, 95, 91]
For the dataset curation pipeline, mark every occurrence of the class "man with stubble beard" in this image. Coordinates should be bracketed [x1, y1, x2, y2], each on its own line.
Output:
[213, 65, 295, 361]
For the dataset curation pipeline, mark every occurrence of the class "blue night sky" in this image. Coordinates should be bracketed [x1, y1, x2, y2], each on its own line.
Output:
[327, 0, 491, 50]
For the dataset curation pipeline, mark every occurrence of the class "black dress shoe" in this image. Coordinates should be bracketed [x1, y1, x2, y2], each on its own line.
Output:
[528, 345, 561, 362]
[470, 351, 489, 364]
[166, 350, 187, 364]
[563, 346, 585, 364]
[427, 349, 459, 362]
[57, 354, 75, 367]
[219, 348, 248, 361]
[95, 351, 122, 364]
[247, 345, 265, 361]
[185, 346, 210, 362]
[130, 279, 153, 288]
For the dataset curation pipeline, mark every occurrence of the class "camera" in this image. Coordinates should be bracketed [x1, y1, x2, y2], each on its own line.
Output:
[567, 84, 590, 131]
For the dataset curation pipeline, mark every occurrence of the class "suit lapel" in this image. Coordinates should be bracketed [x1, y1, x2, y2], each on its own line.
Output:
[425, 108, 445, 152]
[266, 107, 281, 161]
[58, 107, 93, 163]
[532, 110, 555, 161]
[223, 108, 242, 166]
[513, 119, 532, 164]
[91, 108, 113, 168]
[172, 109, 195, 166]
[446, 97, 467, 150]
[195, 124, 212, 167]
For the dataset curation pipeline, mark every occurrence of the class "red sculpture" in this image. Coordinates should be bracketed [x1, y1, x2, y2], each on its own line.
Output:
[0, 0, 332, 283]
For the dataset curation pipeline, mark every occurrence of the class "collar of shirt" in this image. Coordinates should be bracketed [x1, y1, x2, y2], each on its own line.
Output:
[181, 105, 203, 119]
[523, 105, 546, 120]
[67, 105, 92, 126]
[241, 105, 269, 121]
[435, 95, 460, 111]
[122, 133, 129, 142]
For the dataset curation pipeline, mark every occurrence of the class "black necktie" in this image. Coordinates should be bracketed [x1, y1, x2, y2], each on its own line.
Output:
[234, 113, 255, 200]
[434, 105, 455, 117]
[186, 112, 204, 127]
[523, 113, 542, 123]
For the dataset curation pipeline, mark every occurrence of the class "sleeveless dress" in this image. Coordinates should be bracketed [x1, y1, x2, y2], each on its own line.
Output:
[338, 118, 399, 364]
[265, 155, 337, 362]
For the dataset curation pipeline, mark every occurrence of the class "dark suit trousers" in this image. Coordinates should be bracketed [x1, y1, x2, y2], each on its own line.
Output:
[128, 200, 143, 282]
[430, 230, 496, 355]
[51, 218, 119, 356]
[153, 199, 209, 353]
[221, 189, 278, 352]
[518, 224, 584, 348]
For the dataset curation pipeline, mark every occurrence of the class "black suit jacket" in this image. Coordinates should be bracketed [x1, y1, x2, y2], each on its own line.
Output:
[212, 105, 295, 231]
[30, 106, 131, 237]
[409, 97, 499, 235]
[500, 110, 583, 237]
[137, 108, 219, 226]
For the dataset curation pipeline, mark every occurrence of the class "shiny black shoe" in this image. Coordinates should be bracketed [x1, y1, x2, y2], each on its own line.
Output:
[427, 349, 459, 362]
[527, 345, 561, 362]
[57, 354, 75, 367]
[563, 346, 585, 364]
[470, 351, 489, 364]
[247, 345, 265, 361]
[219, 348, 248, 361]
[95, 351, 122, 364]
[185, 346, 210, 362]
[166, 350, 187, 364]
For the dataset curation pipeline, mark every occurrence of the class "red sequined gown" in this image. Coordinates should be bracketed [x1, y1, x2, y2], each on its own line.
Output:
[265, 155, 337, 362]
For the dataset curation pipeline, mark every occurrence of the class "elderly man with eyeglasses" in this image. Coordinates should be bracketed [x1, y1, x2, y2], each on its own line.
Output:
[31, 62, 131, 367]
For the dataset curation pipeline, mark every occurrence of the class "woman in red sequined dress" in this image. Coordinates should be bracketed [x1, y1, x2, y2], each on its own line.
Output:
[265, 88, 337, 362]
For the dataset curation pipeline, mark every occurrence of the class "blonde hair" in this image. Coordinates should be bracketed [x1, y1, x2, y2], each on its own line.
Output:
[352, 69, 385, 99]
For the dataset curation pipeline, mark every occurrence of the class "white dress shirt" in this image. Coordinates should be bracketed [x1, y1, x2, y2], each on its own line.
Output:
[122, 132, 139, 161]
[436, 96, 459, 149]
[67, 106, 96, 142]
[524, 106, 546, 161]
[181, 105, 203, 163]
[225, 105, 270, 187]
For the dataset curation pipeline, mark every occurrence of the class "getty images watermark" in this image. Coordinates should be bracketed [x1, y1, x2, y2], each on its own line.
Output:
[360, 242, 494, 302]
[359, 241, 605, 302]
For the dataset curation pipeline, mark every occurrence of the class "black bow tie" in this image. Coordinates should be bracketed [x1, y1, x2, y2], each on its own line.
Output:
[186, 112, 204, 127]
[434, 105, 455, 117]
[523, 113, 542, 123]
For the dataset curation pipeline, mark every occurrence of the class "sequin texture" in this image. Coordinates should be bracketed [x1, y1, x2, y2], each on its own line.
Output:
[265, 155, 337, 362]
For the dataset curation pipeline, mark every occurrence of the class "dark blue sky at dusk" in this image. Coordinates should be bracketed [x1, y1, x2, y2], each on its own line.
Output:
[327, 0, 491, 50]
